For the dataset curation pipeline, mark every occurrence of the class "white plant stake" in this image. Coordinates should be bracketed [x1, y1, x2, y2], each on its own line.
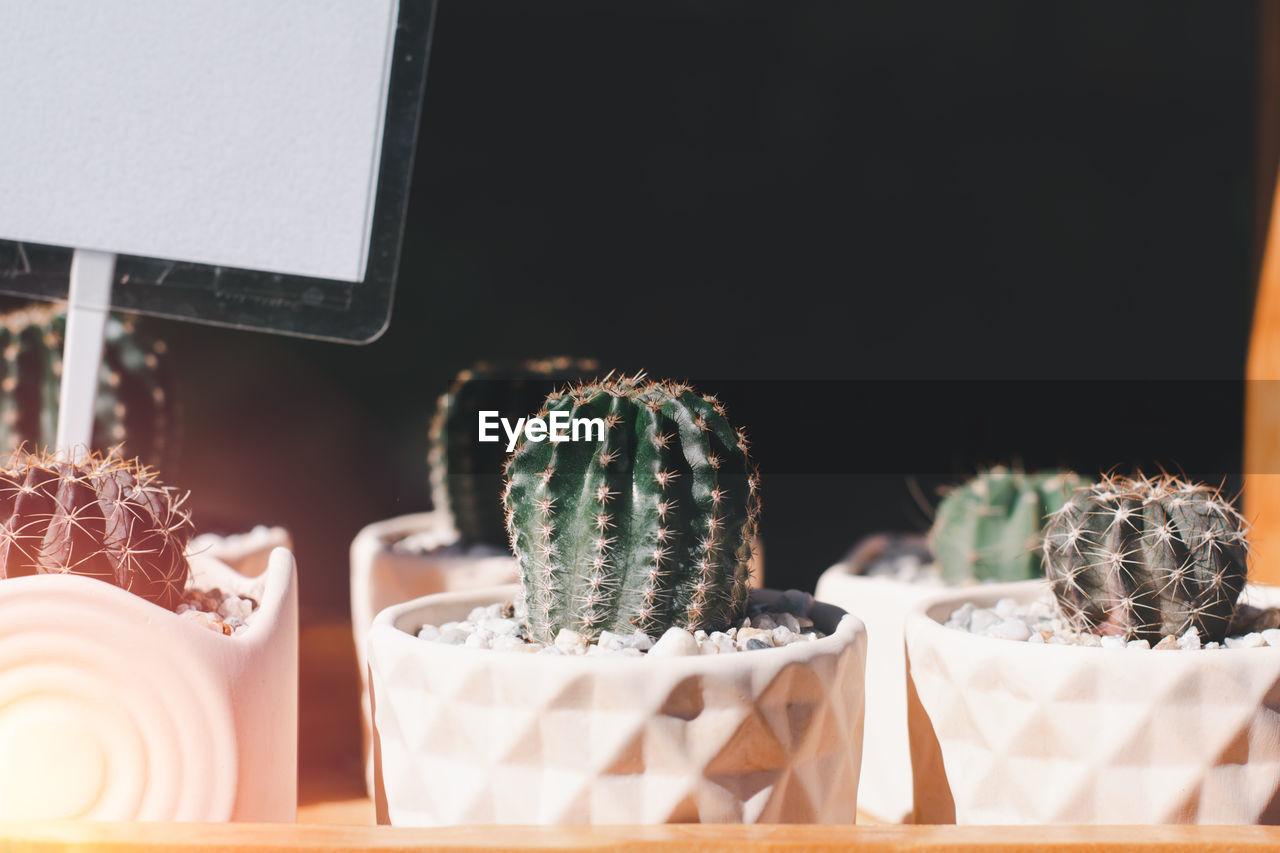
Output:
[55, 249, 117, 461]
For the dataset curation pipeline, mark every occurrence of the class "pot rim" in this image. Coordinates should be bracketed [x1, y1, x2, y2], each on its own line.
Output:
[371, 583, 865, 675]
[352, 509, 512, 559]
[0, 546, 294, 646]
[905, 579, 1280, 661]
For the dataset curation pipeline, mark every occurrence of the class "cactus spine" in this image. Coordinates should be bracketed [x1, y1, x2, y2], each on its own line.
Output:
[929, 467, 1083, 584]
[428, 357, 599, 545]
[0, 304, 175, 468]
[0, 448, 195, 610]
[1042, 473, 1249, 643]
[503, 375, 759, 642]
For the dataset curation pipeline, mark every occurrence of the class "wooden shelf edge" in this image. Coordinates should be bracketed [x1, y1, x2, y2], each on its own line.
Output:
[2, 823, 1280, 852]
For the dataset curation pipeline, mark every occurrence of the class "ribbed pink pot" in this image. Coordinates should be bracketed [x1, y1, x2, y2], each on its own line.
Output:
[0, 545, 297, 821]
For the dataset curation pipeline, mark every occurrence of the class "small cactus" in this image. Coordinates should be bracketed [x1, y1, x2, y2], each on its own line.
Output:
[0, 303, 176, 468]
[929, 467, 1083, 584]
[1042, 473, 1250, 643]
[0, 448, 195, 610]
[428, 357, 599, 545]
[503, 374, 759, 642]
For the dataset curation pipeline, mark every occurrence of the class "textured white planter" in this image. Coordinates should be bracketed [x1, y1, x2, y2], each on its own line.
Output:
[814, 533, 940, 823]
[0, 546, 298, 822]
[906, 581, 1280, 825]
[369, 584, 867, 826]
[350, 510, 518, 792]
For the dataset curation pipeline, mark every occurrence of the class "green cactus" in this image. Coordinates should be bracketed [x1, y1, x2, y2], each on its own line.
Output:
[1042, 473, 1250, 643]
[428, 357, 600, 545]
[503, 374, 760, 642]
[929, 467, 1083, 584]
[0, 304, 175, 468]
[0, 448, 195, 610]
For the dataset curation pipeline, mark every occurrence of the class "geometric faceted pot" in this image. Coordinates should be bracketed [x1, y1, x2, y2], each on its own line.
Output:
[906, 581, 1280, 825]
[368, 584, 867, 826]
[349, 511, 518, 792]
[814, 533, 938, 823]
[0, 546, 298, 822]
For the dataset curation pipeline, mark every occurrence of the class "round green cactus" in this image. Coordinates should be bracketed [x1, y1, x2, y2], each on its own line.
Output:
[1042, 473, 1250, 643]
[503, 375, 760, 642]
[428, 357, 601, 546]
[0, 303, 175, 468]
[929, 467, 1084, 584]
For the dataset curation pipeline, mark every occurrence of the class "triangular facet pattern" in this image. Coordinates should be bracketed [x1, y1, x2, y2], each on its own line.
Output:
[369, 605, 866, 826]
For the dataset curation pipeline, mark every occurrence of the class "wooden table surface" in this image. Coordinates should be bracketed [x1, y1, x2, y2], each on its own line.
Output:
[5, 622, 1278, 851]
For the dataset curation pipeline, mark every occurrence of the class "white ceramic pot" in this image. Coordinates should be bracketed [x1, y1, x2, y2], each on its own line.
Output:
[814, 533, 940, 823]
[349, 510, 519, 792]
[189, 525, 292, 578]
[368, 584, 867, 826]
[905, 581, 1280, 825]
[0, 546, 298, 822]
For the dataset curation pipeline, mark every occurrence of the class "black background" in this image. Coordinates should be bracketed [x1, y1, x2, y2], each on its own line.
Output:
[146, 1, 1259, 616]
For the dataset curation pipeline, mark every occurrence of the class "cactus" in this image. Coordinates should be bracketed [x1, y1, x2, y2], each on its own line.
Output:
[1042, 473, 1250, 643]
[0, 303, 176, 468]
[428, 357, 599, 545]
[929, 467, 1084, 584]
[503, 375, 760, 642]
[0, 448, 195, 610]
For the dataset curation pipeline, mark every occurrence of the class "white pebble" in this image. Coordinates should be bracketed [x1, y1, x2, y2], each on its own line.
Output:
[649, 627, 698, 657]
[772, 626, 797, 645]
[629, 630, 654, 652]
[968, 610, 1000, 633]
[1225, 632, 1267, 650]
[993, 598, 1018, 618]
[482, 618, 518, 636]
[437, 628, 468, 645]
[491, 635, 532, 653]
[1126, 639, 1150, 650]
[1263, 629, 1280, 648]
[1099, 636, 1127, 649]
[709, 631, 736, 653]
[464, 632, 491, 650]
[417, 624, 440, 641]
[554, 629, 587, 655]
[985, 619, 1030, 642]
[1178, 628, 1202, 650]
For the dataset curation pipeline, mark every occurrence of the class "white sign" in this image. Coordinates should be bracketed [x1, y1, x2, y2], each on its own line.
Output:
[0, 0, 400, 282]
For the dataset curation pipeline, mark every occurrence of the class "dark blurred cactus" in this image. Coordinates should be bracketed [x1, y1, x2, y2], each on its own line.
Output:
[0, 303, 176, 469]
[930, 467, 1083, 584]
[428, 357, 599, 545]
